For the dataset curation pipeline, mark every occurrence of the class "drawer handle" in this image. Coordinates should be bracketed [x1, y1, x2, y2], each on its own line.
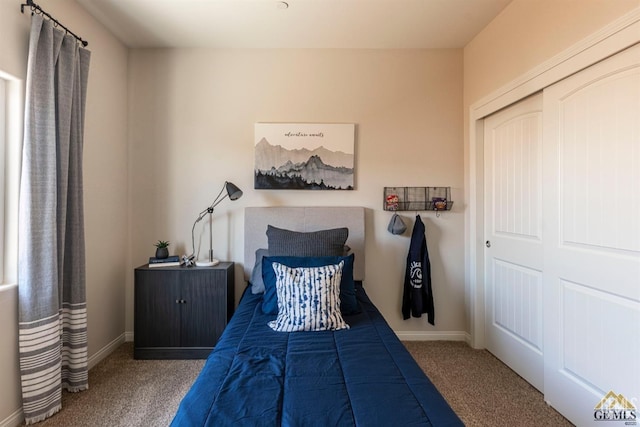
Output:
[175, 299, 187, 304]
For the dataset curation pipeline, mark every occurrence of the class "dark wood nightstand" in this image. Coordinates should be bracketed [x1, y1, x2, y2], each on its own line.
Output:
[134, 262, 234, 359]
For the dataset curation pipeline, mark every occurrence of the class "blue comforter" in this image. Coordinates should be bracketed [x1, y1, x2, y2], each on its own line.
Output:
[171, 284, 462, 426]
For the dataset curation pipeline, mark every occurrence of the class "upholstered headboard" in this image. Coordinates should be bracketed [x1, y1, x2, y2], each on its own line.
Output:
[244, 206, 365, 281]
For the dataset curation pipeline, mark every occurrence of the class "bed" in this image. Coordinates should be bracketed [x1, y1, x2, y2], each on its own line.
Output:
[171, 207, 462, 426]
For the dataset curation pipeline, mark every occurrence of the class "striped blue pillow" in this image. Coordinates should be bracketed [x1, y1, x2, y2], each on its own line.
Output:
[268, 261, 350, 332]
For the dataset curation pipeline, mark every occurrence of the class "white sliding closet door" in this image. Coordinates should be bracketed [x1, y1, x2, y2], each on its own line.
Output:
[543, 43, 640, 425]
[484, 93, 544, 391]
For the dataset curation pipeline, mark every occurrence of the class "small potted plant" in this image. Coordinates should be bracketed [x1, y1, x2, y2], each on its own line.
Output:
[154, 240, 170, 259]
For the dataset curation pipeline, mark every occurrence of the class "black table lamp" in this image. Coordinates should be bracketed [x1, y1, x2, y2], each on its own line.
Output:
[189, 181, 243, 267]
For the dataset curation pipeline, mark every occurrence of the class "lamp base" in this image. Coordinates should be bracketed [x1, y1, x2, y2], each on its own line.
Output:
[195, 259, 220, 267]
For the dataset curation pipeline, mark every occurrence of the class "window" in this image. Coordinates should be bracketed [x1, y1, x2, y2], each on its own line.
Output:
[0, 76, 6, 283]
[0, 70, 20, 286]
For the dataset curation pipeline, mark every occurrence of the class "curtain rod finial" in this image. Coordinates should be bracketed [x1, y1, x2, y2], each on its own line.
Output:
[21, 0, 34, 12]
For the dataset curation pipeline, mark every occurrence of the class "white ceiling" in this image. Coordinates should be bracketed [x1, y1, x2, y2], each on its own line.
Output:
[76, 0, 513, 49]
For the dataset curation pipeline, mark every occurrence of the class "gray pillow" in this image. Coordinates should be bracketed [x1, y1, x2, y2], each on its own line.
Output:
[266, 225, 349, 257]
[250, 248, 269, 294]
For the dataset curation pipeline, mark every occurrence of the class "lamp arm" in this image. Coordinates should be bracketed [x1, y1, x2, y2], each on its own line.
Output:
[191, 207, 213, 256]
[190, 181, 230, 257]
[191, 216, 199, 257]
[209, 193, 229, 211]
[194, 207, 209, 222]
[205, 181, 229, 211]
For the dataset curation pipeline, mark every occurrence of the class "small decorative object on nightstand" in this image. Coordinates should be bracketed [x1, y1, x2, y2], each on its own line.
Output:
[153, 240, 170, 259]
[134, 262, 235, 359]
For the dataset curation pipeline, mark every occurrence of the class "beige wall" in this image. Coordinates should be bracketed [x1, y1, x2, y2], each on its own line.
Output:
[0, 0, 128, 423]
[464, 0, 639, 105]
[462, 0, 639, 332]
[127, 48, 466, 337]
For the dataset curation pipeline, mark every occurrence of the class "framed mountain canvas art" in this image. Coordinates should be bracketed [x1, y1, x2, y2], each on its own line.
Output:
[254, 123, 355, 190]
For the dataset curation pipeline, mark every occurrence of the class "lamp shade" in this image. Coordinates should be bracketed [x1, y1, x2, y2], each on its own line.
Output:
[225, 182, 243, 201]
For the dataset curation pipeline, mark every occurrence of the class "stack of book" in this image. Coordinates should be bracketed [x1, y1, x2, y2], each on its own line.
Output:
[148, 255, 181, 268]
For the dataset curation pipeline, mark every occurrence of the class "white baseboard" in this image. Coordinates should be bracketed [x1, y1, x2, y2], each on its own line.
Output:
[0, 408, 22, 427]
[124, 331, 134, 342]
[88, 333, 126, 370]
[395, 331, 471, 344]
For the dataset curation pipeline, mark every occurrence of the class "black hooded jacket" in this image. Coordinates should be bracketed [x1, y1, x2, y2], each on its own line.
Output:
[402, 215, 434, 325]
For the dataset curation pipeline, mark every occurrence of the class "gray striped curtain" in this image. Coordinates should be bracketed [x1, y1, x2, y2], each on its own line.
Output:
[18, 14, 91, 425]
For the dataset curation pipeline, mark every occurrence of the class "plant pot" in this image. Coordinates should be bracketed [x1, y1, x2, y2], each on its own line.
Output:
[155, 247, 169, 259]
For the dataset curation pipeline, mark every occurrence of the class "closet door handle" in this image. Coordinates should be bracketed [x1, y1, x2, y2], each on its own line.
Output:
[486, 240, 491, 248]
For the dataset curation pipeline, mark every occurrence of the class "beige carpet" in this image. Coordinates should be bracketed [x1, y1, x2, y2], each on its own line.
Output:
[32, 343, 205, 427]
[402, 341, 572, 426]
[29, 341, 571, 426]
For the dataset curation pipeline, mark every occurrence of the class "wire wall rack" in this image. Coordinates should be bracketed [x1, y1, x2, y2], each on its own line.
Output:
[383, 187, 453, 212]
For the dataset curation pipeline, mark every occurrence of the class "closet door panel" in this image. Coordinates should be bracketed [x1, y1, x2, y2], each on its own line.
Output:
[484, 93, 544, 391]
[543, 43, 640, 426]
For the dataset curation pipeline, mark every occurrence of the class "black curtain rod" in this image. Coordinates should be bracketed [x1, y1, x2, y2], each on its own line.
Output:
[21, 0, 89, 47]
